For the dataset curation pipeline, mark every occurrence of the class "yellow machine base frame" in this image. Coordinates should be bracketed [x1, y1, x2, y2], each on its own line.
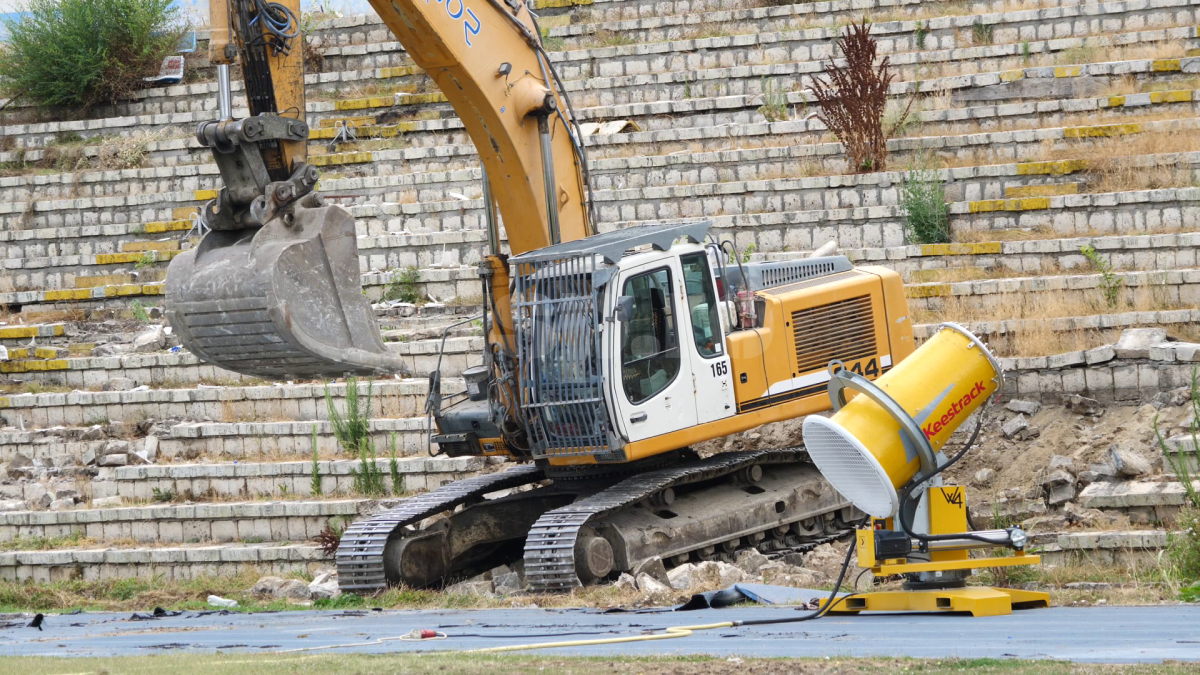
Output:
[824, 586, 1050, 617]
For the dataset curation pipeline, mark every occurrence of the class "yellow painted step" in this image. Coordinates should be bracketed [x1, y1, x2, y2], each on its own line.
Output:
[1107, 90, 1192, 107]
[1063, 122, 1143, 138]
[194, 189, 219, 201]
[145, 220, 193, 234]
[68, 343, 95, 355]
[919, 242, 1002, 256]
[333, 91, 447, 111]
[1004, 183, 1078, 198]
[75, 274, 136, 289]
[4, 347, 65, 360]
[43, 282, 164, 302]
[908, 268, 986, 283]
[1, 359, 68, 373]
[0, 324, 64, 339]
[122, 241, 180, 253]
[310, 121, 419, 140]
[94, 251, 180, 265]
[1016, 159, 1089, 176]
[906, 284, 952, 298]
[316, 115, 376, 129]
[310, 151, 373, 167]
[967, 197, 1051, 213]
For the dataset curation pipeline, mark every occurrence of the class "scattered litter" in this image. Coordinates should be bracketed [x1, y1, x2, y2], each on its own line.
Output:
[207, 595, 238, 608]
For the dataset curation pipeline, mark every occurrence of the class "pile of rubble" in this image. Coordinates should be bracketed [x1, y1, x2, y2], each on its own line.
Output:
[242, 569, 343, 606]
[0, 421, 165, 512]
[438, 544, 859, 603]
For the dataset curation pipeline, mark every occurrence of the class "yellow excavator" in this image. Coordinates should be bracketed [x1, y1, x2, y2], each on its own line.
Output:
[166, 0, 919, 593]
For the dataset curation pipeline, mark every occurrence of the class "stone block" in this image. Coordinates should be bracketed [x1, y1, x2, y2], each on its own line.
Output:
[1114, 327, 1167, 359]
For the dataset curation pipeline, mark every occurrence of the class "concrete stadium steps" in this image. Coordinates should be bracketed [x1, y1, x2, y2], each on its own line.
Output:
[0, 0, 1191, 145]
[534, 0, 1092, 42]
[913, 307, 1200, 342]
[6, 173, 1200, 311]
[0, 335, 482, 386]
[161, 418, 433, 461]
[0, 379, 451, 429]
[308, 0, 1200, 82]
[905, 267, 1200, 316]
[0, 542, 327, 583]
[1078, 478, 1200, 520]
[7, 108, 1198, 239]
[303, 27, 1200, 122]
[0, 415, 439, 467]
[773, 228, 1200, 282]
[0, 527, 1165, 583]
[5, 57, 1198, 169]
[1039, 529, 1172, 565]
[0, 323, 70, 347]
[0, 499, 368, 545]
[90, 456, 485, 502]
[8, 84, 1200, 212]
[302, 0, 1079, 51]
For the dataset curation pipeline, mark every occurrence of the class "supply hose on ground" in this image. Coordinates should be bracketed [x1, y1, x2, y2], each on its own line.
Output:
[467, 523, 865, 653]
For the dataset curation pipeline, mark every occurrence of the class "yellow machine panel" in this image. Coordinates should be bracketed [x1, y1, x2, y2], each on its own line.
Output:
[730, 266, 913, 415]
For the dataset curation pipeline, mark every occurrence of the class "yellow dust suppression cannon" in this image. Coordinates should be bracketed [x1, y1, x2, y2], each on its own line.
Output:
[802, 323, 1049, 617]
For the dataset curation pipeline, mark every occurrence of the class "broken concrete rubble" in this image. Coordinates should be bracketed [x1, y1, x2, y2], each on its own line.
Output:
[1109, 445, 1152, 476]
[1048, 483, 1076, 506]
[1002, 414, 1029, 439]
[631, 556, 669, 586]
[1047, 455, 1077, 476]
[1006, 400, 1041, 415]
[102, 377, 138, 392]
[1067, 395, 1105, 416]
[1113, 328, 1168, 359]
[635, 573, 671, 595]
[1041, 469, 1074, 488]
[973, 468, 995, 487]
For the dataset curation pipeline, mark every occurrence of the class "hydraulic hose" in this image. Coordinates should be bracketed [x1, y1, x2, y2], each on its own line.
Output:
[895, 402, 1009, 548]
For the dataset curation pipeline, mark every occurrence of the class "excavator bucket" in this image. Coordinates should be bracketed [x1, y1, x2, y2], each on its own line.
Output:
[165, 198, 407, 380]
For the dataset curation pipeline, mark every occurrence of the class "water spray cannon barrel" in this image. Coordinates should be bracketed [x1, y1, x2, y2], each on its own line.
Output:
[801, 323, 1003, 518]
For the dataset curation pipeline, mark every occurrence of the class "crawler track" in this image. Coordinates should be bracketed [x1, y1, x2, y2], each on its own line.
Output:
[523, 448, 809, 591]
[336, 464, 545, 592]
[337, 447, 851, 594]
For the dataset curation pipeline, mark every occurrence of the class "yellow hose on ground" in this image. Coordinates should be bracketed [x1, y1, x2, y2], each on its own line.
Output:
[465, 622, 737, 653]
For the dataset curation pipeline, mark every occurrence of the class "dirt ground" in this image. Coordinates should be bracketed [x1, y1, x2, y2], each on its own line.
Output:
[699, 395, 1189, 523]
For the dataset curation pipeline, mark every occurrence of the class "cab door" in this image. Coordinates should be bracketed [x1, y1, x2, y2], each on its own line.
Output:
[611, 259, 699, 443]
[679, 251, 737, 423]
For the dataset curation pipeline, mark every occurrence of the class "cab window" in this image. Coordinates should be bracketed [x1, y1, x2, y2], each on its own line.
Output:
[620, 267, 680, 404]
[680, 253, 722, 358]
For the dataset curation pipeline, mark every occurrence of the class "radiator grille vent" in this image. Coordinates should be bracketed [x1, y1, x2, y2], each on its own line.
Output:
[792, 295, 877, 374]
[761, 260, 837, 288]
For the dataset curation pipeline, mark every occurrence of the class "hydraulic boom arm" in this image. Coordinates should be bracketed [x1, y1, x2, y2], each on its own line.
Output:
[165, 0, 593, 381]
[366, 0, 592, 252]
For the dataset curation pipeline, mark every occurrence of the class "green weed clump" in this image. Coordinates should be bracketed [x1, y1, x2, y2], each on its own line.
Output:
[325, 376, 373, 457]
[383, 267, 423, 304]
[1081, 245, 1124, 308]
[899, 158, 950, 244]
[310, 427, 323, 497]
[1154, 368, 1200, 597]
[0, 0, 185, 109]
